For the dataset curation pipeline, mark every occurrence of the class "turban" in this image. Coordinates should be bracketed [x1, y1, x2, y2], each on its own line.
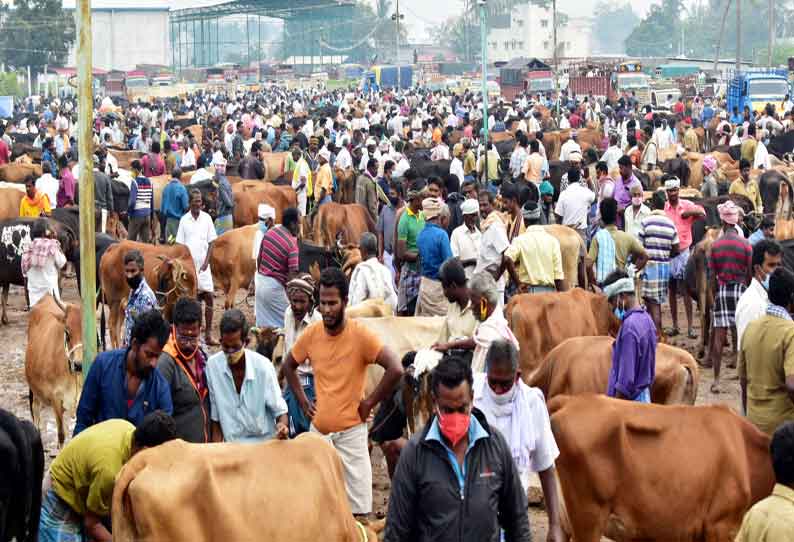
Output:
[603, 277, 635, 300]
[702, 156, 717, 175]
[460, 198, 479, 215]
[365, 137, 377, 146]
[318, 147, 331, 161]
[258, 204, 275, 221]
[718, 200, 742, 225]
[521, 201, 541, 220]
[422, 197, 442, 219]
[569, 151, 583, 163]
[287, 274, 315, 299]
[664, 177, 681, 190]
[453, 143, 464, 157]
[539, 180, 554, 196]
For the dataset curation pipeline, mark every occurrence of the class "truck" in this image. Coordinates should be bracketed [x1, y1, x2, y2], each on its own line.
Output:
[361, 65, 413, 91]
[654, 64, 701, 79]
[727, 69, 790, 116]
[612, 62, 651, 106]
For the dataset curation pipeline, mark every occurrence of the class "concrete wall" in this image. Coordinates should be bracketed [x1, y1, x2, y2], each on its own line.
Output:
[66, 9, 170, 71]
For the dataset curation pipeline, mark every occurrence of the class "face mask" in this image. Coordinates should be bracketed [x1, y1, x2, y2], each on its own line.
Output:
[226, 348, 245, 365]
[488, 380, 517, 405]
[388, 196, 399, 206]
[762, 274, 770, 291]
[631, 196, 643, 206]
[126, 274, 143, 290]
[437, 410, 471, 447]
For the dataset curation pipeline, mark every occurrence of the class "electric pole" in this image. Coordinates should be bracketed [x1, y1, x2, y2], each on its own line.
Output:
[736, 0, 741, 70]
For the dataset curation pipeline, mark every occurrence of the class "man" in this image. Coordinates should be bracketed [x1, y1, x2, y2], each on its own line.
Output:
[539, 181, 555, 224]
[157, 296, 211, 443]
[93, 155, 114, 234]
[282, 275, 322, 437]
[559, 131, 581, 162]
[740, 124, 758, 164]
[36, 162, 59, 211]
[708, 200, 752, 393]
[638, 190, 680, 334]
[730, 158, 763, 213]
[740, 268, 794, 434]
[356, 158, 380, 223]
[291, 145, 312, 217]
[39, 413, 177, 542]
[736, 240, 782, 354]
[736, 421, 794, 540]
[19, 175, 51, 217]
[396, 184, 425, 315]
[255, 207, 300, 329]
[522, 140, 545, 184]
[665, 176, 706, 338]
[176, 189, 219, 345]
[41, 138, 58, 177]
[554, 167, 594, 240]
[450, 143, 465, 185]
[206, 309, 289, 442]
[284, 268, 403, 517]
[509, 137, 528, 180]
[613, 155, 642, 228]
[601, 133, 622, 172]
[384, 355, 531, 542]
[74, 310, 173, 435]
[142, 140, 165, 177]
[749, 217, 776, 246]
[603, 270, 657, 402]
[213, 157, 234, 235]
[588, 198, 648, 286]
[127, 160, 155, 244]
[231, 121, 245, 161]
[122, 249, 158, 347]
[415, 198, 453, 317]
[315, 147, 334, 206]
[347, 230, 397, 307]
[433, 258, 477, 357]
[160, 167, 188, 244]
[450, 198, 481, 279]
[473, 340, 564, 542]
[624, 183, 651, 240]
[505, 201, 565, 294]
[474, 190, 510, 308]
[239, 142, 265, 180]
[377, 180, 402, 278]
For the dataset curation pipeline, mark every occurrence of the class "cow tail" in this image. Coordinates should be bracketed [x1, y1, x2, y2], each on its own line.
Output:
[27, 389, 33, 419]
[100, 289, 107, 352]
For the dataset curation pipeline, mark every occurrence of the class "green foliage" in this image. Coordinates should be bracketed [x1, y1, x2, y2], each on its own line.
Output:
[0, 0, 75, 74]
[624, 0, 682, 57]
[592, 1, 640, 55]
[0, 72, 23, 98]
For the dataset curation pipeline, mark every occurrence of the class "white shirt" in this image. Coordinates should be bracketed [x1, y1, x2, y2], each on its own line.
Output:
[554, 183, 595, 230]
[348, 257, 398, 312]
[450, 224, 482, 278]
[179, 148, 196, 169]
[474, 218, 510, 295]
[601, 146, 623, 172]
[559, 139, 581, 162]
[754, 140, 771, 170]
[624, 204, 652, 240]
[35, 174, 59, 208]
[559, 116, 570, 130]
[473, 374, 559, 492]
[25, 245, 67, 307]
[450, 157, 464, 185]
[394, 156, 410, 178]
[284, 306, 323, 376]
[176, 210, 217, 292]
[735, 278, 768, 351]
[336, 147, 353, 171]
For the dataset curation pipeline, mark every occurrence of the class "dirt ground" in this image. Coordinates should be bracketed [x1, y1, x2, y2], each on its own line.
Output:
[0, 278, 742, 539]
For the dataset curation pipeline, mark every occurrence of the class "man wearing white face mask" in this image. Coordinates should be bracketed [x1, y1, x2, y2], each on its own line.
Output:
[473, 340, 565, 542]
[735, 240, 783, 353]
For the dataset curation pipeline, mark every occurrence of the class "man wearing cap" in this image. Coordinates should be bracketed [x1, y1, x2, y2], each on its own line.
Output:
[700, 155, 720, 198]
[504, 201, 565, 294]
[707, 199, 752, 393]
[415, 197, 453, 316]
[213, 157, 234, 235]
[450, 198, 482, 279]
[664, 175, 706, 338]
[251, 204, 276, 263]
[315, 147, 334, 206]
[559, 131, 581, 163]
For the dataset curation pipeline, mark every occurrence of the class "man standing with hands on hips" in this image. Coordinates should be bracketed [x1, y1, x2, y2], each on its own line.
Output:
[283, 267, 403, 517]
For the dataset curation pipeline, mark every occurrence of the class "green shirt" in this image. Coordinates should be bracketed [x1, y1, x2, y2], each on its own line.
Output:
[587, 224, 646, 271]
[50, 419, 135, 517]
[397, 209, 425, 272]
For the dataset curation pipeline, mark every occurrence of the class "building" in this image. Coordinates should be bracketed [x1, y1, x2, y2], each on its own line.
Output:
[487, 3, 594, 62]
[62, 0, 171, 72]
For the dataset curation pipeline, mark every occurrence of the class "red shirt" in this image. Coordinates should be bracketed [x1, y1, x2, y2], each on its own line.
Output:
[673, 102, 685, 115]
[0, 139, 10, 165]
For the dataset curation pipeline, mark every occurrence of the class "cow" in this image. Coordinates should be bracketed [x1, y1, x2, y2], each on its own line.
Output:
[528, 336, 699, 405]
[99, 241, 197, 347]
[313, 203, 375, 248]
[109, 150, 141, 170]
[549, 394, 775, 542]
[545, 225, 587, 289]
[0, 218, 78, 325]
[0, 183, 24, 221]
[111, 434, 379, 542]
[0, 163, 42, 183]
[232, 181, 297, 226]
[506, 289, 621, 375]
[210, 224, 257, 309]
[759, 168, 793, 222]
[685, 228, 720, 359]
[25, 294, 83, 448]
[260, 151, 291, 182]
[0, 409, 43, 542]
[408, 157, 451, 179]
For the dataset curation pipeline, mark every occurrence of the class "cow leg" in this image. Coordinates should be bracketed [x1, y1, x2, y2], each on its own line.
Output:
[226, 276, 239, 310]
[30, 393, 42, 433]
[1, 283, 8, 325]
[108, 302, 121, 348]
[53, 401, 66, 448]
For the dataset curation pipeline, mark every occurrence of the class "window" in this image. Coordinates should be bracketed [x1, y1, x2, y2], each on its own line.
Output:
[543, 40, 549, 49]
[540, 19, 548, 27]
[518, 40, 524, 49]
[504, 41, 509, 50]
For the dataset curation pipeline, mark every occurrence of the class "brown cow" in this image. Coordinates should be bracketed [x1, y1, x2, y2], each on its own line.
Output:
[108, 150, 141, 170]
[112, 434, 379, 542]
[528, 336, 699, 405]
[545, 225, 586, 289]
[260, 151, 290, 181]
[25, 294, 83, 448]
[685, 228, 720, 359]
[210, 224, 257, 309]
[0, 184, 25, 221]
[313, 203, 375, 248]
[99, 241, 197, 347]
[232, 181, 297, 226]
[549, 394, 775, 542]
[506, 289, 620, 374]
[0, 163, 42, 183]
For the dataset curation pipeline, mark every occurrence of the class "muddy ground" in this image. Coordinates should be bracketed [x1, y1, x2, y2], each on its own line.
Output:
[0, 278, 741, 540]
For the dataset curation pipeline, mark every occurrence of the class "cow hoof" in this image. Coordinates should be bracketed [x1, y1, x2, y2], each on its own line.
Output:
[1, 317, 7, 325]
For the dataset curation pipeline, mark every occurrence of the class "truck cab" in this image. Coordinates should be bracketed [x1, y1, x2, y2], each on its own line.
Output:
[728, 70, 790, 116]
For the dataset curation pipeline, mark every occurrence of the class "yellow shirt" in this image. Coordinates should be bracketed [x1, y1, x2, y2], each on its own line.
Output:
[741, 138, 758, 163]
[19, 192, 51, 217]
[683, 128, 699, 152]
[50, 419, 135, 517]
[739, 314, 794, 435]
[730, 179, 764, 213]
[505, 225, 564, 286]
[463, 151, 476, 176]
[736, 484, 794, 542]
[437, 300, 477, 344]
[315, 163, 333, 201]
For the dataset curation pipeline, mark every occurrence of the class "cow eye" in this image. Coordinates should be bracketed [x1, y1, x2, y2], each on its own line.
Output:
[181, 272, 188, 280]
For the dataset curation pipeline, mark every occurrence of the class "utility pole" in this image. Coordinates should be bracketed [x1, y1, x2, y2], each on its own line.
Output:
[736, 0, 741, 71]
[77, 0, 97, 376]
[553, 0, 560, 125]
[768, 0, 774, 67]
[392, 0, 403, 65]
[480, 0, 488, 186]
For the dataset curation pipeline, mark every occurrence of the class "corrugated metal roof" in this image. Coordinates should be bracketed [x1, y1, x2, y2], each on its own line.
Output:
[62, 0, 171, 10]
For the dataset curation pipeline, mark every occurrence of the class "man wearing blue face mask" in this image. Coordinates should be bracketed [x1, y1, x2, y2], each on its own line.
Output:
[603, 270, 657, 403]
[736, 240, 783, 354]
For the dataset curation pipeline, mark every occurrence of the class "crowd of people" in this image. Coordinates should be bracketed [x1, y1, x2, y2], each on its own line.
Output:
[10, 81, 794, 541]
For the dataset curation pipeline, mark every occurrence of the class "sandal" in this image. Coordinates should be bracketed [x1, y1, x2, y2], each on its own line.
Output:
[664, 327, 680, 337]
[687, 329, 698, 339]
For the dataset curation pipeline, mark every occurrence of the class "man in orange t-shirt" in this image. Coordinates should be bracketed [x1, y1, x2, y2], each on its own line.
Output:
[284, 267, 402, 516]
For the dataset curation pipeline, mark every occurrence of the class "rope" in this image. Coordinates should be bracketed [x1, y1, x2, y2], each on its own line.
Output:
[355, 522, 369, 542]
[317, 23, 381, 52]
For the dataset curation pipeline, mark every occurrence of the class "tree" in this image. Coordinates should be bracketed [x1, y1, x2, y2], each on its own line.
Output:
[0, 0, 75, 74]
[592, 2, 640, 55]
[430, 17, 469, 59]
[624, 0, 682, 57]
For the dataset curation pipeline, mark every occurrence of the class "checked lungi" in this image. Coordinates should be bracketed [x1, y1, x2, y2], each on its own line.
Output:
[39, 488, 84, 542]
[397, 266, 421, 314]
[642, 261, 671, 305]
[713, 282, 746, 329]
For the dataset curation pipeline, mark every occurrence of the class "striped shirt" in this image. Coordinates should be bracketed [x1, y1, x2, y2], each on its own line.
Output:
[709, 231, 752, 286]
[256, 225, 299, 285]
[129, 176, 154, 218]
[638, 211, 679, 263]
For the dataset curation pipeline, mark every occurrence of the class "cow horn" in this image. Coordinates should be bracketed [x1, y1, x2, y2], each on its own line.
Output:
[53, 294, 67, 314]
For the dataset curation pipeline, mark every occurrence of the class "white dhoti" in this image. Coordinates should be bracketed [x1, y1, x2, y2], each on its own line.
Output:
[310, 422, 372, 515]
[194, 258, 214, 293]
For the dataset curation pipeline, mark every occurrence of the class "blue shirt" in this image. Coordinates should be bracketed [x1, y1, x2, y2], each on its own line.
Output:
[425, 415, 489, 496]
[74, 348, 173, 436]
[731, 113, 744, 125]
[748, 229, 766, 246]
[123, 279, 158, 346]
[416, 222, 453, 280]
[701, 106, 714, 123]
[42, 149, 58, 177]
[206, 349, 288, 443]
[160, 178, 189, 220]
